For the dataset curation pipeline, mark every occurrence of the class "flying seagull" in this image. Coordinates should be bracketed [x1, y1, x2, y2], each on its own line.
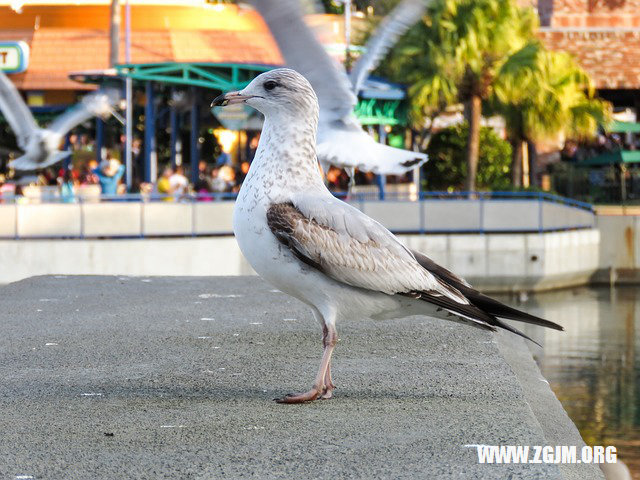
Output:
[248, 0, 428, 177]
[0, 71, 121, 171]
[212, 68, 563, 404]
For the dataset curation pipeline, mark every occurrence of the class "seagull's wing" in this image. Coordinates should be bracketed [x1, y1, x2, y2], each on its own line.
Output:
[248, 0, 357, 120]
[350, 0, 427, 95]
[0, 71, 39, 150]
[266, 195, 486, 311]
[266, 194, 564, 339]
[48, 88, 121, 138]
[317, 119, 427, 174]
[10, 150, 72, 171]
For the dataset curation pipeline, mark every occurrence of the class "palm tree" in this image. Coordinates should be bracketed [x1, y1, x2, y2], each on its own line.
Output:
[491, 42, 611, 186]
[378, 0, 537, 191]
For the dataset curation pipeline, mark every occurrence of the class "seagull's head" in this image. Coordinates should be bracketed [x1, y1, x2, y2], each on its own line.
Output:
[211, 68, 318, 120]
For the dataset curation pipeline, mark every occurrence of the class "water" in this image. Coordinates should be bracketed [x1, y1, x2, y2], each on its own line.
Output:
[501, 287, 640, 477]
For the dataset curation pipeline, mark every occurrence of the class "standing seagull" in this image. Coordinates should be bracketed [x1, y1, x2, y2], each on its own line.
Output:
[248, 0, 428, 177]
[0, 71, 121, 171]
[212, 69, 562, 404]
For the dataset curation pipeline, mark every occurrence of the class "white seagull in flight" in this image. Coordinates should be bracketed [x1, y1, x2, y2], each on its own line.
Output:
[248, 0, 429, 177]
[212, 68, 563, 404]
[0, 71, 121, 171]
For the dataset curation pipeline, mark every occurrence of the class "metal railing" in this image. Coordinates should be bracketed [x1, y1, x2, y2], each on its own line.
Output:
[0, 191, 596, 239]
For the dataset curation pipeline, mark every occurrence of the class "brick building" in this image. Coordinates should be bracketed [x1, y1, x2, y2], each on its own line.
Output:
[533, 0, 640, 111]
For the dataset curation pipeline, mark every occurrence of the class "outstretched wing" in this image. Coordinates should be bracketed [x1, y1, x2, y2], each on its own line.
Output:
[317, 118, 427, 174]
[0, 71, 38, 150]
[350, 0, 427, 95]
[266, 194, 468, 304]
[248, 0, 357, 122]
[9, 150, 71, 171]
[48, 88, 121, 137]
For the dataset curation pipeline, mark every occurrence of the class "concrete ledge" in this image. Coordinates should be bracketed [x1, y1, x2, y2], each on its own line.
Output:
[0, 276, 602, 479]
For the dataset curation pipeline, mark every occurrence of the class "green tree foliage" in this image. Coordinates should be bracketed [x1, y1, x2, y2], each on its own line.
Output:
[424, 123, 512, 191]
[379, 0, 536, 191]
[490, 41, 611, 185]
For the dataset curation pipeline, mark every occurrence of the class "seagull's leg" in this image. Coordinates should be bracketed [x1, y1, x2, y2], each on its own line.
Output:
[276, 316, 337, 404]
[321, 323, 336, 399]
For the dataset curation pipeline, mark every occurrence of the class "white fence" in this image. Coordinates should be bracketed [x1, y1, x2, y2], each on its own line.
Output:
[0, 192, 595, 239]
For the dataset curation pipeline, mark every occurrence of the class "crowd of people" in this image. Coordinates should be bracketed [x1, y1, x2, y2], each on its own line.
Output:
[0, 155, 380, 203]
[0, 129, 392, 201]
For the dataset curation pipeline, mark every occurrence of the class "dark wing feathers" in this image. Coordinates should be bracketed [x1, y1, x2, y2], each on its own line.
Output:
[266, 203, 326, 272]
[266, 201, 562, 345]
[410, 250, 564, 332]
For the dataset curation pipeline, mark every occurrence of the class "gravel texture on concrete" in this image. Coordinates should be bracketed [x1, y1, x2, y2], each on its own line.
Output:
[0, 276, 602, 479]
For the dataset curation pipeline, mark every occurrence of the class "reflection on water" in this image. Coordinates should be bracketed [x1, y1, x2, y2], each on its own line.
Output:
[500, 287, 639, 478]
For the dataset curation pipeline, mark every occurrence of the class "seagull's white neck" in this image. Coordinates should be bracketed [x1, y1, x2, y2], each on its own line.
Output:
[245, 110, 325, 195]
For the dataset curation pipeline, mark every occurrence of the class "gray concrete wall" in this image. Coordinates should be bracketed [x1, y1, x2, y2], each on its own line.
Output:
[399, 229, 600, 292]
[594, 214, 640, 285]
[0, 229, 600, 292]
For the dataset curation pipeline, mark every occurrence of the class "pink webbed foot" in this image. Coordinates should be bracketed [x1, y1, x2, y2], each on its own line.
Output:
[275, 387, 322, 404]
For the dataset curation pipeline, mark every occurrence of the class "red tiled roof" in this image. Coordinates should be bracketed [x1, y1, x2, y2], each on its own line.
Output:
[1, 27, 283, 90]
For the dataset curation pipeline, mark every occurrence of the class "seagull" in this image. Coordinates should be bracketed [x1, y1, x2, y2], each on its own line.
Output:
[0, 71, 121, 171]
[248, 0, 428, 178]
[212, 68, 563, 404]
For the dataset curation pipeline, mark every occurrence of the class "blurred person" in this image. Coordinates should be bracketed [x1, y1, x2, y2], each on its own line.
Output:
[169, 165, 189, 197]
[219, 164, 236, 193]
[216, 150, 232, 166]
[194, 177, 212, 201]
[157, 167, 173, 201]
[198, 160, 208, 179]
[0, 174, 14, 203]
[237, 161, 250, 185]
[248, 134, 260, 162]
[210, 166, 227, 195]
[93, 157, 125, 196]
[58, 169, 75, 203]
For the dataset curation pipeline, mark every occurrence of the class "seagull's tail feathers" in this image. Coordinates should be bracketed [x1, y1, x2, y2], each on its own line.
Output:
[9, 150, 70, 171]
[405, 288, 542, 346]
[317, 129, 427, 175]
[409, 249, 564, 340]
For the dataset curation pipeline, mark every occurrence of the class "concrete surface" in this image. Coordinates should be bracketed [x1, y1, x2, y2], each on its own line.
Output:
[593, 214, 640, 285]
[0, 276, 603, 479]
[0, 229, 600, 292]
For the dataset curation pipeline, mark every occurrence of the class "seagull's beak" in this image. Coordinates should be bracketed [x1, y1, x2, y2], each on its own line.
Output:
[211, 91, 254, 107]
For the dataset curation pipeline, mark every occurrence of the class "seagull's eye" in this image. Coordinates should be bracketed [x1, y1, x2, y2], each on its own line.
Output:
[263, 81, 278, 91]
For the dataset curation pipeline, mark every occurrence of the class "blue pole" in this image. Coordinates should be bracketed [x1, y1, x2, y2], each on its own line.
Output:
[190, 86, 200, 186]
[96, 118, 105, 162]
[63, 134, 72, 170]
[375, 174, 386, 200]
[144, 81, 156, 183]
[170, 90, 178, 169]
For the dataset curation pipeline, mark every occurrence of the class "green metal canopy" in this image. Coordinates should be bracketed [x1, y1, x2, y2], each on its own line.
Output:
[579, 150, 640, 166]
[114, 62, 408, 126]
[115, 62, 272, 91]
[607, 121, 640, 134]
